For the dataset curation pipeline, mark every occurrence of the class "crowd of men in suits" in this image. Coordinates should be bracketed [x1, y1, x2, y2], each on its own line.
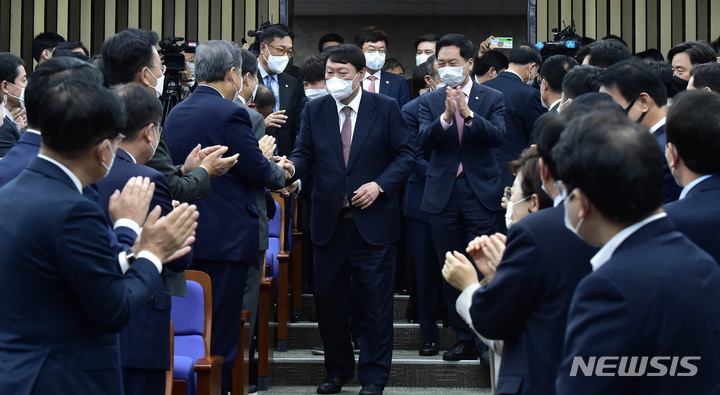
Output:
[0, 23, 720, 395]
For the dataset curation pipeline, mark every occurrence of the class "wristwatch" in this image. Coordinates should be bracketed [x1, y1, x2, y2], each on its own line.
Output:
[464, 111, 474, 123]
[125, 249, 136, 265]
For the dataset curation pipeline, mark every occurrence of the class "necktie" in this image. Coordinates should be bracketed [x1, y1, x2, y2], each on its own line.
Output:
[341, 106, 353, 207]
[455, 92, 465, 176]
[368, 75, 377, 93]
[265, 75, 279, 112]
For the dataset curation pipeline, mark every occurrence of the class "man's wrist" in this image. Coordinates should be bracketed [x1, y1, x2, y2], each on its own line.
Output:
[113, 218, 141, 236]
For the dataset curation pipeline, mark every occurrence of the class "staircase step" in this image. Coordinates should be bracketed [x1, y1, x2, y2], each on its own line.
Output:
[270, 349, 490, 388]
[275, 322, 457, 351]
[257, 385, 491, 394]
[296, 294, 413, 322]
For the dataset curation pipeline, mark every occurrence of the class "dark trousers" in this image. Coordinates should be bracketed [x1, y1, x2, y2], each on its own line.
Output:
[407, 217, 441, 344]
[122, 368, 165, 395]
[191, 259, 249, 395]
[313, 215, 396, 388]
[430, 176, 497, 343]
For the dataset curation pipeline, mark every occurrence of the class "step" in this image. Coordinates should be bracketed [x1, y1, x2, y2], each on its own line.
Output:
[269, 349, 490, 388]
[294, 294, 414, 322]
[274, 321, 457, 351]
[257, 385, 491, 394]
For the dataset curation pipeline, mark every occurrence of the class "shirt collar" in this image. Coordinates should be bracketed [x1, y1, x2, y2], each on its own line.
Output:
[123, 149, 137, 164]
[504, 70, 523, 81]
[4, 108, 16, 124]
[590, 212, 667, 271]
[24, 128, 40, 135]
[553, 193, 564, 207]
[679, 174, 712, 200]
[258, 59, 270, 79]
[365, 69, 382, 80]
[238, 95, 247, 105]
[37, 154, 83, 193]
[550, 98, 562, 112]
[459, 78, 473, 97]
[649, 117, 666, 134]
[336, 88, 363, 115]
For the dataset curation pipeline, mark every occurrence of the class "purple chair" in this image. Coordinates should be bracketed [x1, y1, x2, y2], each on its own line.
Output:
[171, 270, 223, 395]
[266, 201, 282, 297]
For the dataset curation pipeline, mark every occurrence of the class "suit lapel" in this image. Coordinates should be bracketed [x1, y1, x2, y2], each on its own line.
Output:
[379, 70, 389, 96]
[347, 93, 376, 170]
[460, 82, 486, 148]
[277, 73, 291, 110]
[320, 97, 346, 170]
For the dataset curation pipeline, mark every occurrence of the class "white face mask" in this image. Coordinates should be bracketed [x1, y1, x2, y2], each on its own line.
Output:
[364, 51, 386, 71]
[305, 88, 329, 101]
[7, 82, 25, 108]
[562, 191, 585, 238]
[416, 54, 430, 67]
[438, 60, 469, 88]
[146, 68, 165, 98]
[100, 139, 118, 177]
[326, 72, 360, 102]
[505, 195, 531, 228]
[149, 125, 160, 156]
[428, 79, 445, 91]
[263, 46, 290, 74]
[187, 61, 196, 77]
[231, 69, 244, 99]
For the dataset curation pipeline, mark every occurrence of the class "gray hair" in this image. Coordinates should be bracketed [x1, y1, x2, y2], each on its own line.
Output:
[195, 40, 242, 83]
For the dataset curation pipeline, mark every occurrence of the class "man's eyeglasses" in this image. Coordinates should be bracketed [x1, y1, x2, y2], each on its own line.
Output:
[267, 43, 295, 58]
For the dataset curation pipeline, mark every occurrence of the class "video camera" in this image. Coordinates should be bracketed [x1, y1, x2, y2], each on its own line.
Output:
[245, 21, 272, 57]
[158, 37, 197, 123]
[535, 20, 582, 60]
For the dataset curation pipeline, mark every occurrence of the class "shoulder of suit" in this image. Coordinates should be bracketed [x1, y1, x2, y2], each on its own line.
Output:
[382, 71, 406, 83]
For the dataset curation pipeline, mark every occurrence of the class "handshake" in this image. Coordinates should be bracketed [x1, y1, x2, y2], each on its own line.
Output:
[258, 134, 294, 180]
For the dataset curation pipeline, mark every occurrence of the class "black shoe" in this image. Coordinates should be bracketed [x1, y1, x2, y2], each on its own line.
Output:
[419, 342, 438, 356]
[249, 384, 258, 394]
[443, 341, 479, 361]
[317, 377, 348, 394]
[311, 345, 325, 355]
[359, 383, 383, 395]
[353, 338, 361, 354]
[478, 345, 490, 366]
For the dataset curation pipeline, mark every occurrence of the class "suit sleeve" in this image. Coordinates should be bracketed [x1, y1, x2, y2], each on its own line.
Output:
[226, 106, 282, 189]
[288, 105, 315, 182]
[397, 79, 411, 108]
[375, 100, 417, 193]
[522, 90, 546, 143]
[556, 274, 635, 395]
[467, 91, 506, 148]
[0, 123, 20, 158]
[55, 199, 162, 333]
[153, 174, 192, 273]
[469, 221, 542, 340]
[417, 94, 447, 151]
[401, 103, 427, 178]
[146, 137, 211, 203]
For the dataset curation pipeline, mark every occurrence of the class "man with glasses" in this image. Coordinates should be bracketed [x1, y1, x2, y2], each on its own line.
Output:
[256, 23, 304, 157]
[355, 27, 410, 108]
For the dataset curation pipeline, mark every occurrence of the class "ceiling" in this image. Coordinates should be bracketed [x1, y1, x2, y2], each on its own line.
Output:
[293, 0, 528, 16]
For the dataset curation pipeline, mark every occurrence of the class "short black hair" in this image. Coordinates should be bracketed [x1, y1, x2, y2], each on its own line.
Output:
[508, 45, 542, 65]
[534, 112, 570, 180]
[354, 27, 389, 48]
[52, 49, 90, 62]
[601, 34, 628, 47]
[644, 60, 674, 99]
[711, 36, 720, 55]
[566, 92, 623, 113]
[252, 84, 276, 111]
[414, 34, 439, 50]
[410, 64, 427, 99]
[667, 90, 720, 175]
[318, 33, 344, 53]
[562, 65, 603, 99]
[55, 41, 90, 57]
[539, 54, 578, 93]
[325, 44, 365, 74]
[25, 57, 104, 129]
[299, 53, 327, 83]
[239, 48, 258, 77]
[508, 146, 553, 209]
[382, 58, 404, 74]
[690, 62, 720, 92]
[584, 39, 632, 68]
[32, 32, 65, 62]
[473, 50, 508, 77]
[667, 41, 717, 66]
[424, 54, 437, 77]
[0, 53, 25, 84]
[553, 110, 664, 226]
[634, 48, 664, 62]
[114, 83, 162, 141]
[259, 24, 292, 45]
[436, 34, 474, 62]
[598, 59, 667, 107]
[102, 29, 159, 86]
[41, 80, 125, 159]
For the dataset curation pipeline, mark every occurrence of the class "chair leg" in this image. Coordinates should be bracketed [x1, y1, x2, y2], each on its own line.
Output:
[258, 277, 276, 390]
[291, 231, 303, 321]
[277, 252, 290, 352]
[232, 311, 251, 395]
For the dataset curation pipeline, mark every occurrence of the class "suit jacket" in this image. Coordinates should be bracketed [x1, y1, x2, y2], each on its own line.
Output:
[0, 157, 163, 395]
[0, 131, 136, 254]
[145, 133, 211, 203]
[469, 205, 596, 395]
[418, 81, 506, 213]
[0, 115, 21, 157]
[259, 71, 304, 156]
[666, 174, 720, 264]
[379, 70, 411, 108]
[483, 72, 545, 188]
[289, 91, 415, 246]
[401, 96, 431, 223]
[653, 124, 681, 202]
[556, 217, 720, 394]
[165, 85, 285, 264]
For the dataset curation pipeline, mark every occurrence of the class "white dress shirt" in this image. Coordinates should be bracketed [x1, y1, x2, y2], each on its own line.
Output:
[649, 117, 666, 134]
[335, 88, 363, 140]
[679, 174, 712, 200]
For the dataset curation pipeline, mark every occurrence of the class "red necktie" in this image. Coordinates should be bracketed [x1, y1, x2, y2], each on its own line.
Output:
[341, 106, 352, 207]
[368, 75, 377, 93]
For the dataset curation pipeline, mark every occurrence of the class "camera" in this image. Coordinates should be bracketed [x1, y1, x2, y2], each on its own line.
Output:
[158, 37, 197, 122]
[535, 20, 582, 60]
[246, 21, 272, 57]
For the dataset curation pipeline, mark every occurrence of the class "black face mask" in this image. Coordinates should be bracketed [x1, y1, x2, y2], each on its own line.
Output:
[671, 75, 688, 95]
[623, 96, 648, 124]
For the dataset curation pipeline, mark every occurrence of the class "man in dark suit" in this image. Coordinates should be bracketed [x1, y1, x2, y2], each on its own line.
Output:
[256, 24, 304, 157]
[688, 62, 720, 92]
[95, 83, 193, 394]
[355, 28, 411, 108]
[0, 80, 198, 395]
[0, 52, 28, 156]
[483, 45, 545, 191]
[443, 113, 596, 394]
[417, 33, 506, 361]
[538, 55, 578, 112]
[401, 55, 442, 357]
[164, 40, 289, 394]
[102, 29, 236, 203]
[599, 59, 682, 202]
[553, 110, 720, 394]
[288, 44, 415, 395]
[665, 90, 720, 263]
